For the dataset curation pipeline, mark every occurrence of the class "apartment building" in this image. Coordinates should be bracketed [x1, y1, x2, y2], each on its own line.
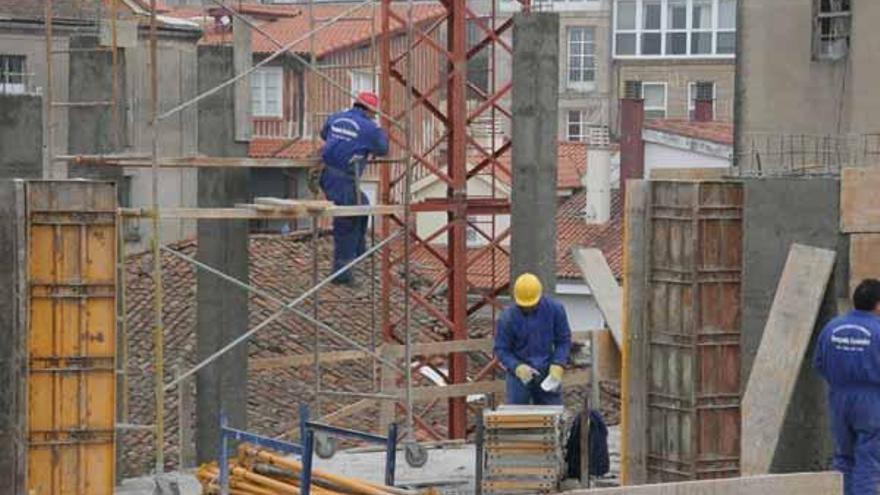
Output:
[496, 0, 614, 142]
[611, 0, 735, 127]
[737, 0, 879, 174]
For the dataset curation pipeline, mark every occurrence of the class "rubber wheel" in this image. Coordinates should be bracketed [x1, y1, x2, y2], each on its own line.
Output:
[404, 442, 428, 468]
[315, 433, 337, 459]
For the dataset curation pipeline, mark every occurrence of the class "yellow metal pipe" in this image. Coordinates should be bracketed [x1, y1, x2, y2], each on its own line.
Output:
[232, 466, 301, 495]
[247, 448, 394, 495]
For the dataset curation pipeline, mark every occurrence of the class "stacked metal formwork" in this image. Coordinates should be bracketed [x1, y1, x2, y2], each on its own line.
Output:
[481, 406, 567, 494]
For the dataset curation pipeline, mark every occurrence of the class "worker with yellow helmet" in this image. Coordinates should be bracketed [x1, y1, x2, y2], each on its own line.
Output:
[494, 272, 572, 405]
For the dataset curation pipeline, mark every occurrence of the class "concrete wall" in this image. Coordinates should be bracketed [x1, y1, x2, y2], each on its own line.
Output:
[737, 0, 880, 170]
[511, 12, 560, 290]
[195, 45, 250, 464]
[644, 142, 731, 171]
[741, 178, 846, 472]
[0, 96, 42, 179]
[0, 28, 69, 178]
[612, 60, 735, 127]
[122, 33, 200, 253]
[0, 181, 26, 495]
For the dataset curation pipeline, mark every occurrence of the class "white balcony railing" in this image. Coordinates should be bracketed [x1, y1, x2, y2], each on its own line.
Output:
[252, 118, 300, 139]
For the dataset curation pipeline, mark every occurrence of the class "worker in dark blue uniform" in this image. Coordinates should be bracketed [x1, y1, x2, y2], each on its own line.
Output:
[494, 273, 572, 405]
[813, 278, 880, 495]
[319, 91, 389, 285]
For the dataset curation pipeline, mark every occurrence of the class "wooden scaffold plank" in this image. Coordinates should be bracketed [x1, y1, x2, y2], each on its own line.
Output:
[572, 247, 623, 347]
[740, 243, 836, 476]
[841, 167, 880, 233]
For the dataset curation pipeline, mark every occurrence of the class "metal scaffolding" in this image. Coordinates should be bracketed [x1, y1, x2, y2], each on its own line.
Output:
[45, 0, 522, 478]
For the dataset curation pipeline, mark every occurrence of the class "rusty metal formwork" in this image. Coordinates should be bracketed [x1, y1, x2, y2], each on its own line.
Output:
[645, 181, 743, 482]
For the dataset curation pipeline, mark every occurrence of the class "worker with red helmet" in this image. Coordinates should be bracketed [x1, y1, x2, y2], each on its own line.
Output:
[319, 91, 389, 285]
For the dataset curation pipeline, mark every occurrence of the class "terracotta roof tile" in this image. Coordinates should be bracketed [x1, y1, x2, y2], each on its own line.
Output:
[249, 138, 322, 159]
[199, 2, 446, 58]
[644, 119, 734, 146]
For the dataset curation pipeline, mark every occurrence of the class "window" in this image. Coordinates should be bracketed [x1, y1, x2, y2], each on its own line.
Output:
[814, 0, 851, 60]
[568, 27, 596, 87]
[614, 0, 737, 57]
[567, 110, 608, 142]
[350, 70, 377, 104]
[0, 55, 27, 94]
[251, 67, 283, 117]
[687, 81, 716, 119]
[642, 82, 667, 119]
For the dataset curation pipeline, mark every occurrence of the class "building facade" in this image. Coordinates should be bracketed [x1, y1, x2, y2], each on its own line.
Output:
[736, 0, 878, 174]
[610, 0, 736, 128]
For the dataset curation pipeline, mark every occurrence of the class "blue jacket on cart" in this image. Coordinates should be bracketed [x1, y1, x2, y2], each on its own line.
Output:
[813, 309, 880, 495]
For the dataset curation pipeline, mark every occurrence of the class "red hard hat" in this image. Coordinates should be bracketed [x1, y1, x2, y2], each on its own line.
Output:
[356, 91, 380, 111]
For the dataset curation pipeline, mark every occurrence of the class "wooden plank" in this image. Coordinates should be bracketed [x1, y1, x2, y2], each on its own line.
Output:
[594, 329, 621, 382]
[849, 233, 880, 295]
[66, 154, 319, 168]
[648, 168, 731, 181]
[118, 204, 404, 219]
[621, 180, 650, 486]
[572, 248, 623, 347]
[409, 370, 590, 401]
[251, 350, 368, 371]
[841, 167, 880, 233]
[740, 244, 836, 476]
[561, 472, 842, 495]
[318, 399, 374, 425]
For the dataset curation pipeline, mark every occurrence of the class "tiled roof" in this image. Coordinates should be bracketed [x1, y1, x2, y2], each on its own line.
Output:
[644, 119, 734, 146]
[408, 189, 624, 291]
[480, 141, 590, 191]
[249, 137, 321, 159]
[121, 232, 493, 476]
[197, 2, 446, 58]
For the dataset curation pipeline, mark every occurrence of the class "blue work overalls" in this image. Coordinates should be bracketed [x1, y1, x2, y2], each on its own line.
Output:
[813, 310, 880, 495]
[494, 297, 572, 405]
[319, 107, 389, 282]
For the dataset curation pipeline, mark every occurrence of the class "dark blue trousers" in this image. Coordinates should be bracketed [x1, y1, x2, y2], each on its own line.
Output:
[504, 372, 563, 406]
[829, 387, 880, 495]
[320, 176, 368, 282]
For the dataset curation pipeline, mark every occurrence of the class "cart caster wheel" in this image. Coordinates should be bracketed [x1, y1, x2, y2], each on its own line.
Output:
[404, 442, 428, 468]
[315, 432, 337, 459]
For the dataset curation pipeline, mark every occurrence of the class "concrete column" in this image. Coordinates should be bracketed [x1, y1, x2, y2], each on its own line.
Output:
[741, 178, 846, 472]
[0, 96, 42, 179]
[195, 45, 251, 464]
[510, 12, 559, 292]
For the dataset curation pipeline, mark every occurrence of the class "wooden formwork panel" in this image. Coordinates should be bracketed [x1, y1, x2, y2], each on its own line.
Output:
[645, 181, 742, 483]
[26, 182, 117, 495]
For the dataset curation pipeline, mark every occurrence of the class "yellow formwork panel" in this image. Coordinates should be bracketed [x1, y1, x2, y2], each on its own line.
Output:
[26, 182, 117, 495]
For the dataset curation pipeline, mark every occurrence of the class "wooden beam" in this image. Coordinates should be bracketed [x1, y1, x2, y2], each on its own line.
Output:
[65, 154, 319, 168]
[561, 472, 842, 495]
[849, 233, 880, 295]
[621, 180, 650, 485]
[573, 247, 623, 347]
[648, 168, 732, 181]
[250, 350, 367, 371]
[118, 204, 404, 220]
[841, 167, 880, 233]
[408, 369, 591, 401]
[740, 244, 836, 476]
[318, 399, 375, 425]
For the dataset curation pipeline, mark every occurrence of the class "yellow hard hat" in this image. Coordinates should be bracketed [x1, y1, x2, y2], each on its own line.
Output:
[513, 273, 542, 308]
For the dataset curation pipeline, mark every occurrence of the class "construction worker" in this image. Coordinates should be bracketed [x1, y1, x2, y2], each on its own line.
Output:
[813, 278, 880, 495]
[319, 91, 389, 285]
[494, 272, 572, 405]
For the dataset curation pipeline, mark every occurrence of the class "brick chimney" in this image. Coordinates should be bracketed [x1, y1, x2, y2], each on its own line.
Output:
[619, 80, 644, 193]
[693, 80, 714, 122]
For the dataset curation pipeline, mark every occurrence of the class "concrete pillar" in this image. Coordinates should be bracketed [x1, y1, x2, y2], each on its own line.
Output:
[195, 45, 251, 464]
[0, 96, 42, 179]
[67, 34, 124, 186]
[510, 12, 559, 292]
[741, 178, 846, 472]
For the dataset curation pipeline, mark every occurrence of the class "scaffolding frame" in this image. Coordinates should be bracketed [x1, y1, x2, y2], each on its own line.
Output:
[44, 0, 524, 479]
